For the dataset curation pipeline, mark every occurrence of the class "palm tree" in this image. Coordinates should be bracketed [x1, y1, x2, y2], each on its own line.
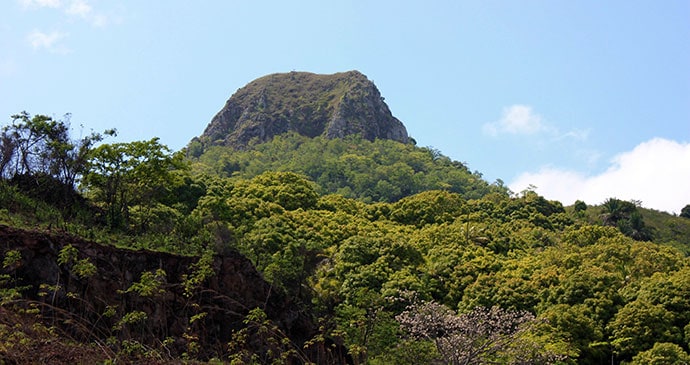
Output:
[600, 198, 635, 226]
[601, 198, 623, 226]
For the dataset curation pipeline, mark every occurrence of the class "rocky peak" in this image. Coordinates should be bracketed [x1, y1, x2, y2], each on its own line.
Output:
[197, 71, 409, 149]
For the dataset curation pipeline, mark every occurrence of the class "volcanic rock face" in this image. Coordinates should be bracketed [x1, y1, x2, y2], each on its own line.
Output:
[0, 224, 322, 361]
[198, 71, 409, 149]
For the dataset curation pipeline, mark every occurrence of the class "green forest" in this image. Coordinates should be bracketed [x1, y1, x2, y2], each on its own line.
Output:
[2, 111, 690, 364]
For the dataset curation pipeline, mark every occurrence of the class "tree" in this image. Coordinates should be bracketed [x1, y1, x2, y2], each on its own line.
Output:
[82, 138, 185, 230]
[573, 200, 587, 213]
[635, 267, 690, 331]
[396, 301, 566, 364]
[390, 190, 468, 227]
[600, 198, 635, 226]
[609, 209, 651, 241]
[0, 127, 17, 177]
[607, 299, 681, 359]
[629, 342, 690, 365]
[1, 112, 64, 178]
[600, 198, 651, 240]
[680, 204, 690, 219]
[541, 304, 606, 363]
[232, 171, 319, 211]
[191, 133, 504, 203]
[1, 112, 111, 185]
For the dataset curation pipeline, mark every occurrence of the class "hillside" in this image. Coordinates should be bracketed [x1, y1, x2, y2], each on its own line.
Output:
[195, 71, 409, 151]
[571, 201, 690, 253]
[4, 172, 690, 363]
[0, 223, 319, 363]
[2, 76, 690, 364]
[190, 132, 505, 203]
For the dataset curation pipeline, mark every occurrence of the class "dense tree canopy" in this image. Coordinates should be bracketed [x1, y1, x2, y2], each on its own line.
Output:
[190, 132, 506, 202]
[82, 138, 187, 230]
[3, 112, 690, 364]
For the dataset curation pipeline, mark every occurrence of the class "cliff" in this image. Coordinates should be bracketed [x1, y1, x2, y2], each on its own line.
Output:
[0, 224, 347, 363]
[197, 71, 409, 150]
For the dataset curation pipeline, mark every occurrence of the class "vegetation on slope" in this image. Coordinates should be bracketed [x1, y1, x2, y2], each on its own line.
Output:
[190, 132, 504, 203]
[570, 198, 690, 253]
[2, 112, 690, 364]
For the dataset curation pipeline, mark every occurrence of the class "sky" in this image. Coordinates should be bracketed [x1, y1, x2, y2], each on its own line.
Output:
[1, 1, 689, 213]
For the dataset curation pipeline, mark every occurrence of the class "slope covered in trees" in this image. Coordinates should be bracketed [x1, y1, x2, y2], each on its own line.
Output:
[2, 112, 690, 364]
[190, 132, 504, 203]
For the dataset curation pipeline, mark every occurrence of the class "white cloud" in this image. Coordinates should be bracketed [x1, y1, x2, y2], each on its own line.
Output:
[19, 0, 110, 27]
[556, 128, 590, 142]
[483, 104, 545, 136]
[26, 29, 70, 54]
[66, 0, 108, 27]
[18, 0, 62, 9]
[65, 0, 90, 16]
[64, 0, 107, 26]
[510, 138, 690, 214]
[484, 105, 589, 144]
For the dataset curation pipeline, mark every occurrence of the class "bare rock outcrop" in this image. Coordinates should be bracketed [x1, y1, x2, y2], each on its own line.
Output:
[0, 225, 347, 363]
[196, 71, 409, 150]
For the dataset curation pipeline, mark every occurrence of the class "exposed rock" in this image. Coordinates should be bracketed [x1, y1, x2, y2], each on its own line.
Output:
[197, 71, 409, 150]
[0, 224, 347, 363]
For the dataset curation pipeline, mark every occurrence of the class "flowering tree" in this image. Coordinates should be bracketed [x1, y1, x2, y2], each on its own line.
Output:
[396, 301, 566, 365]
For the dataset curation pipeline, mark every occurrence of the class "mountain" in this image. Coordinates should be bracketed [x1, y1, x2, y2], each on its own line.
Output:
[196, 71, 409, 150]
[7, 73, 690, 364]
[190, 71, 498, 203]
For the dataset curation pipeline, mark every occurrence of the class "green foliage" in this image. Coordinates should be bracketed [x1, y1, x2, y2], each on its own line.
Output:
[125, 269, 166, 297]
[1, 111, 111, 186]
[680, 204, 690, 219]
[600, 198, 652, 241]
[57, 244, 97, 279]
[114, 310, 148, 331]
[1, 250, 30, 306]
[183, 248, 215, 297]
[636, 207, 690, 253]
[629, 342, 690, 365]
[7, 111, 690, 363]
[369, 338, 438, 365]
[73, 257, 97, 279]
[317, 193, 367, 215]
[0, 180, 64, 227]
[227, 308, 307, 364]
[0, 112, 112, 227]
[541, 304, 603, 360]
[2, 250, 21, 269]
[0, 307, 112, 363]
[57, 244, 78, 266]
[390, 190, 468, 227]
[574, 200, 587, 212]
[82, 138, 187, 230]
[232, 171, 319, 211]
[334, 233, 424, 305]
[608, 299, 681, 358]
[192, 133, 504, 203]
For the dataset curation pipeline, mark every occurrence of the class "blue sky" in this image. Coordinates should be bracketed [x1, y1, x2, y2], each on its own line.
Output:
[1, 1, 689, 213]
